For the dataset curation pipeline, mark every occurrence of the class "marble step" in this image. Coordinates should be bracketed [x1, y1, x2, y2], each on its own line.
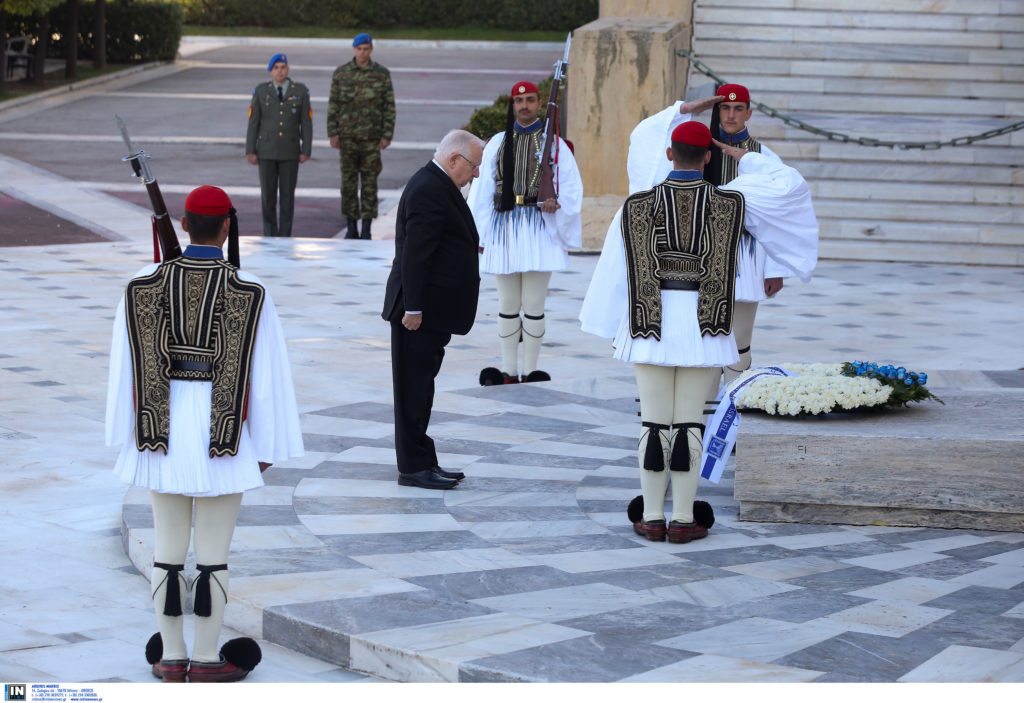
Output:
[702, 56, 1024, 83]
[817, 218, 1020, 247]
[695, 7, 1024, 32]
[812, 198, 1021, 225]
[696, 24, 1009, 49]
[697, 0, 1010, 15]
[694, 73, 1023, 100]
[789, 161, 1016, 186]
[743, 92, 1020, 118]
[810, 180, 1023, 206]
[817, 238, 1024, 266]
[767, 139, 1024, 166]
[691, 39, 1024, 67]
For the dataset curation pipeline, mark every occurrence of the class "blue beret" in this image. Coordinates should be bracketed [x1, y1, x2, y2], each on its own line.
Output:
[353, 33, 372, 47]
[267, 53, 287, 71]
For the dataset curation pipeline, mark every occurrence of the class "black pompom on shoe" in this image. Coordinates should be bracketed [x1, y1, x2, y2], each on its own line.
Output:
[627, 495, 644, 524]
[145, 632, 162, 665]
[522, 370, 551, 383]
[479, 367, 504, 386]
[221, 637, 262, 672]
[694, 500, 715, 529]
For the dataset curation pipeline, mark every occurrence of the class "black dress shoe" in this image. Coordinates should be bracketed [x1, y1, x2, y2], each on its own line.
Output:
[432, 466, 465, 480]
[397, 469, 457, 489]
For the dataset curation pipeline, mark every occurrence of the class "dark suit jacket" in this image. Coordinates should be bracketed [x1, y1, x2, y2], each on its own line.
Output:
[382, 161, 480, 335]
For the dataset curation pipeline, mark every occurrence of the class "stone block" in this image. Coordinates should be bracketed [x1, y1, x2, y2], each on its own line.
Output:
[568, 15, 691, 197]
[733, 391, 1024, 531]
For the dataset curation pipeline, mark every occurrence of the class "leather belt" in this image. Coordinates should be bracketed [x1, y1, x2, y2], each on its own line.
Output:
[171, 359, 214, 373]
[660, 280, 700, 291]
[494, 194, 537, 208]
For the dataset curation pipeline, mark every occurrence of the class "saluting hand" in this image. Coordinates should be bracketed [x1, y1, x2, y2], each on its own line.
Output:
[712, 139, 749, 162]
[680, 95, 724, 115]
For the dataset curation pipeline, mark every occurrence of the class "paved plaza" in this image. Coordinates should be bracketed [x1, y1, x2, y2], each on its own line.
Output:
[1, 38, 1024, 686]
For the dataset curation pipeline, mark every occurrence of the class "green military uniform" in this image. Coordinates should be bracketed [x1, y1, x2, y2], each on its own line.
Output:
[327, 59, 396, 226]
[246, 79, 313, 237]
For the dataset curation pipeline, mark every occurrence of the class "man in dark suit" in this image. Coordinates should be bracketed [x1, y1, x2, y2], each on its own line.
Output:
[382, 129, 485, 489]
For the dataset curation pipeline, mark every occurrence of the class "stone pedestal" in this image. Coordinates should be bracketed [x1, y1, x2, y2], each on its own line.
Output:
[568, 1, 695, 249]
[734, 391, 1024, 531]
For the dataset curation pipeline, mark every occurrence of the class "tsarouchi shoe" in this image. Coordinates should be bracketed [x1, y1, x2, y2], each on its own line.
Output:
[633, 518, 666, 542]
[151, 659, 189, 683]
[667, 520, 709, 544]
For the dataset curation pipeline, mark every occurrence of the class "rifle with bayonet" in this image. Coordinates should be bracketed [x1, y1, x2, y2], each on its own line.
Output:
[116, 114, 182, 262]
[536, 32, 571, 206]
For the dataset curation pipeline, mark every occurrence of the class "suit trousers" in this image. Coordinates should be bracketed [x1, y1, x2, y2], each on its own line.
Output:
[258, 158, 300, 237]
[390, 320, 451, 474]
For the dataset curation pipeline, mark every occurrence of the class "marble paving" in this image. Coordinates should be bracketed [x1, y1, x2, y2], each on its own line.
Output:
[3, 227, 1022, 683]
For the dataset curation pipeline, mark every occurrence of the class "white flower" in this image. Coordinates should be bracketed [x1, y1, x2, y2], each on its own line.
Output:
[734, 364, 893, 416]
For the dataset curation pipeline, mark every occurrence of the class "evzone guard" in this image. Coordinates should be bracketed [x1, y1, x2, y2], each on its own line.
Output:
[580, 110, 817, 543]
[106, 183, 304, 682]
[469, 70, 583, 385]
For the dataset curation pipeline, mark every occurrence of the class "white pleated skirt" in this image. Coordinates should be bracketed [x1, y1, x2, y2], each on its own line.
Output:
[112, 380, 265, 497]
[612, 290, 740, 367]
[734, 238, 768, 303]
[479, 207, 569, 274]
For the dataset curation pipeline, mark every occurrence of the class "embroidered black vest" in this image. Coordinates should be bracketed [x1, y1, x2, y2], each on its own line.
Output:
[620, 178, 745, 340]
[125, 257, 265, 456]
[494, 129, 542, 210]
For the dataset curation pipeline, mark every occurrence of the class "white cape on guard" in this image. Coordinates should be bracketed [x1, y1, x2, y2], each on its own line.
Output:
[700, 366, 794, 483]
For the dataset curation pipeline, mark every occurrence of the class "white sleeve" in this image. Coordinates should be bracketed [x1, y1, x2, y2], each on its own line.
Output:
[725, 152, 819, 282]
[239, 274, 305, 463]
[579, 207, 628, 339]
[104, 264, 159, 448]
[547, 137, 583, 249]
[467, 135, 501, 248]
[104, 294, 136, 448]
[627, 102, 686, 194]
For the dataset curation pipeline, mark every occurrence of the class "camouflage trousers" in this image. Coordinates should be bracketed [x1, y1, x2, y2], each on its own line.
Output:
[339, 138, 382, 220]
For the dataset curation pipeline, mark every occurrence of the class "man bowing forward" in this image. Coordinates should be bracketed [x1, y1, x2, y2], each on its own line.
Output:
[382, 129, 485, 489]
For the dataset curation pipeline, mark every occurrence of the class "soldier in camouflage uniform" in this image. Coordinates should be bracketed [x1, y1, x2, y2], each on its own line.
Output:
[327, 33, 396, 240]
[246, 53, 313, 237]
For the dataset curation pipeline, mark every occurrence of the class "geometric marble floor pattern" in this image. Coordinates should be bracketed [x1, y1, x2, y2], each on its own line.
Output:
[4, 235, 1024, 683]
[122, 383, 1024, 683]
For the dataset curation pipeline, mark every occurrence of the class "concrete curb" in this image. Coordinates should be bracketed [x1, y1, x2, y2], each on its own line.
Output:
[181, 35, 565, 52]
[0, 61, 167, 114]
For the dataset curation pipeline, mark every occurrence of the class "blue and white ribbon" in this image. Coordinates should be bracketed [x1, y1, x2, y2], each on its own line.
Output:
[700, 366, 794, 483]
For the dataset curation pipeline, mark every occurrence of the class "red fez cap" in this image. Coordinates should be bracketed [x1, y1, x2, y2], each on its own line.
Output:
[717, 83, 750, 103]
[511, 81, 539, 97]
[671, 121, 712, 148]
[185, 185, 233, 216]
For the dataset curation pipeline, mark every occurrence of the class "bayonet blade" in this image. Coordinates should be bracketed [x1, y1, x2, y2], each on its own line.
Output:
[115, 114, 136, 154]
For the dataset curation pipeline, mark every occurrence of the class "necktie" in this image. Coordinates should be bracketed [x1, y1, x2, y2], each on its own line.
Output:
[278, 86, 284, 101]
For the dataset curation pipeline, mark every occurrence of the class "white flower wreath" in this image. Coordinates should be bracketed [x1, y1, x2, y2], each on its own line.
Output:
[730, 363, 893, 416]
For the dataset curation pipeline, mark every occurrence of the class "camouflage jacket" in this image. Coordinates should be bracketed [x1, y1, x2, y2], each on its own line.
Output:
[327, 59, 396, 141]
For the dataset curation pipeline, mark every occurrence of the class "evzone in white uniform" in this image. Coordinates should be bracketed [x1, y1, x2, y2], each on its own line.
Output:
[468, 80, 582, 384]
[105, 186, 304, 682]
[580, 111, 817, 544]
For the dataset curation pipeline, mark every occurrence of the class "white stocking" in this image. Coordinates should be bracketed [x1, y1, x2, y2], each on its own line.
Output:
[150, 491, 193, 661]
[521, 271, 551, 375]
[495, 273, 523, 375]
[634, 364, 676, 522]
[722, 301, 758, 385]
[191, 493, 243, 664]
[668, 367, 717, 524]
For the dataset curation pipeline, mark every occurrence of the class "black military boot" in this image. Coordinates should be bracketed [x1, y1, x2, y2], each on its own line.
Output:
[360, 218, 372, 240]
[344, 218, 358, 239]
